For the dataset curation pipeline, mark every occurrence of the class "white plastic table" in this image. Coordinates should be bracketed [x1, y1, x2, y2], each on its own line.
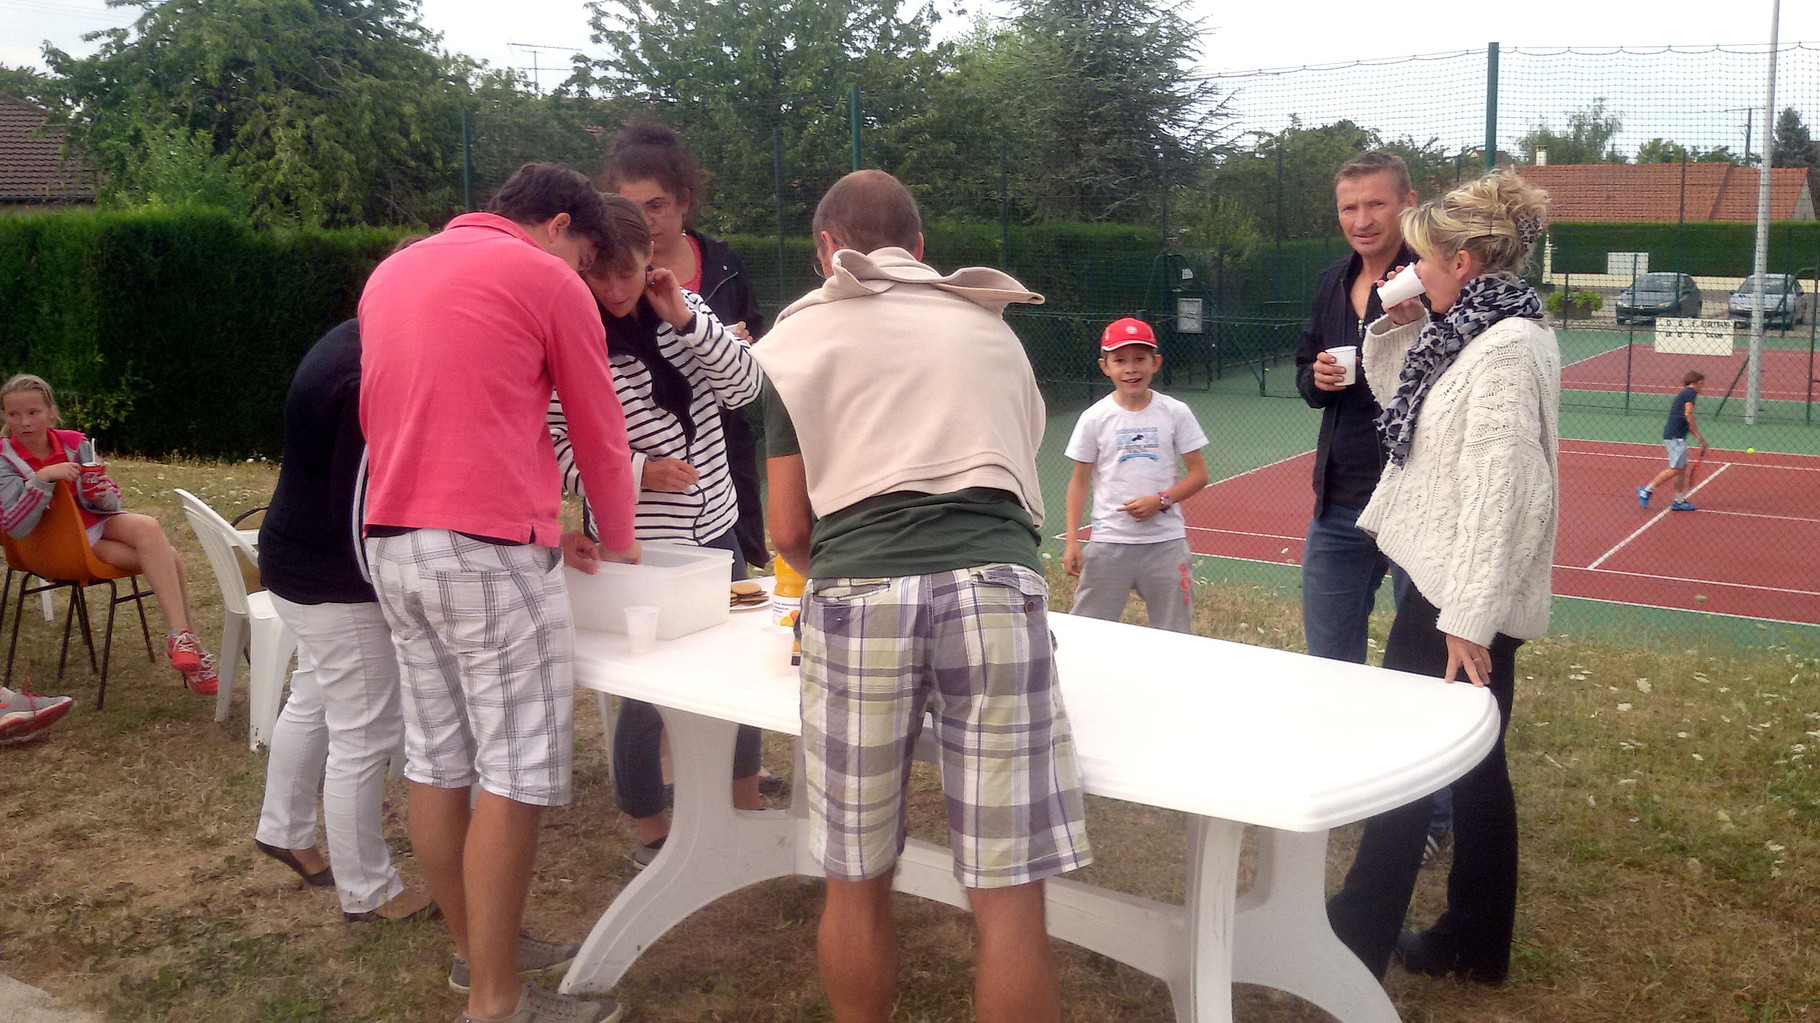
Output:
[564, 598, 1498, 1022]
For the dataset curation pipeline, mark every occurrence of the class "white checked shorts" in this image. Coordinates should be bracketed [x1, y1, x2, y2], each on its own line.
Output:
[1664, 437, 1689, 469]
[800, 563, 1093, 889]
[366, 529, 576, 806]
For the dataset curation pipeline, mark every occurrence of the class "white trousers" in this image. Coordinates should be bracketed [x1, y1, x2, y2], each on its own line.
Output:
[255, 595, 406, 914]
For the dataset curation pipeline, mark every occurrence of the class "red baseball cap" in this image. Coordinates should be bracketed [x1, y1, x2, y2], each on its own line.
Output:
[1100, 317, 1157, 352]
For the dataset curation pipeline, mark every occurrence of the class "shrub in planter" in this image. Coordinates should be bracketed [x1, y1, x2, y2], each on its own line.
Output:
[1546, 289, 1603, 318]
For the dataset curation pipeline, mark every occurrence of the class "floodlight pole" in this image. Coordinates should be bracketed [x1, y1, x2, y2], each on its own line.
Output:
[1748, 0, 1781, 424]
[1484, 43, 1499, 170]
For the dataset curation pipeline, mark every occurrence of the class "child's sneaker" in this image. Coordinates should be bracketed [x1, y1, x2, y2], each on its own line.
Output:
[167, 630, 203, 673]
[1670, 499, 1697, 511]
[186, 651, 220, 696]
[0, 684, 74, 744]
[1636, 486, 1651, 508]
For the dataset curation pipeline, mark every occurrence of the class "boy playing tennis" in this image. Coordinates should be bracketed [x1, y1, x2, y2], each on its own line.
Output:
[1638, 370, 1707, 512]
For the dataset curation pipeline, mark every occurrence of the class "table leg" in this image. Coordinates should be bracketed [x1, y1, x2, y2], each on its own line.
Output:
[1231, 829, 1400, 1023]
[1180, 816, 1244, 1023]
[561, 706, 802, 996]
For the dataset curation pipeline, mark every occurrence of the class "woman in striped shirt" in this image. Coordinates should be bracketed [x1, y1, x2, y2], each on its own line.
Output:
[550, 194, 765, 867]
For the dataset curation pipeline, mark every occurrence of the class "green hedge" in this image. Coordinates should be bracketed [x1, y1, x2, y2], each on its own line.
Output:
[1, 211, 1172, 458]
[0, 207, 403, 457]
[1548, 221, 1820, 277]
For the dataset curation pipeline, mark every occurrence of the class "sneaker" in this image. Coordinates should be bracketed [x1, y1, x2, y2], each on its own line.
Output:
[166, 630, 203, 673]
[1670, 500, 1697, 511]
[630, 837, 665, 870]
[1421, 829, 1452, 867]
[449, 933, 581, 993]
[454, 984, 622, 1023]
[1636, 486, 1652, 508]
[0, 684, 74, 745]
[185, 650, 220, 696]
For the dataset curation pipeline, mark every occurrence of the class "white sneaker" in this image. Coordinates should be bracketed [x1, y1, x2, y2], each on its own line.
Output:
[454, 984, 622, 1023]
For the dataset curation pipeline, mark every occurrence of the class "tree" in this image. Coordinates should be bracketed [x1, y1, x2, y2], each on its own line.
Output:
[1635, 138, 1742, 165]
[1772, 106, 1820, 199]
[567, 0, 949, 234]
[0, 64, 56, 107]
[1516, 100, 1626, 164]
[1203, 118, 1380, 243]
[45, 0, 471, 226]
[975, 0, 1224, 223]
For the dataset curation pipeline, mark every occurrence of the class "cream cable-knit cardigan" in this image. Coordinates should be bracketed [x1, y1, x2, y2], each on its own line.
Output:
[1357, 311, 1561, 647]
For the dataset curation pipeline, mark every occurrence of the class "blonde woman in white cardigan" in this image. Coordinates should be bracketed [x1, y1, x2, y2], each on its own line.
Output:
[1325, 170, 1559, 986]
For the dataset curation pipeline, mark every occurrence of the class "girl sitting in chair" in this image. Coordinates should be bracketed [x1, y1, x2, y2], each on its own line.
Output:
[0, 374, 218, 694]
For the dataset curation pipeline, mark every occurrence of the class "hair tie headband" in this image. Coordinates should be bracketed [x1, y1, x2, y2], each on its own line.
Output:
[1516, 213, 1543, 249]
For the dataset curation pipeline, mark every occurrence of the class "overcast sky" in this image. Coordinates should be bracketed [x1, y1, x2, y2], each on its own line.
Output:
[4, 0, 1818, 155]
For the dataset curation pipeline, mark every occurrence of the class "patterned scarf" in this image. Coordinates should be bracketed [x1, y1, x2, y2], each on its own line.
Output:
[1376, 271, 1542, 466]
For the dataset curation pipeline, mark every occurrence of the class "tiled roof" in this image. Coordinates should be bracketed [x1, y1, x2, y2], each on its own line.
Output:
[1514, 163, 1814, 222]
[0, 93, 96, 204]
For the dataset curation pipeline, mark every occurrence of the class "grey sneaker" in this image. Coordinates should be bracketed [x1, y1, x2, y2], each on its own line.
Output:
[449, 933, 581, 992]
[454, 984, 622, 1023]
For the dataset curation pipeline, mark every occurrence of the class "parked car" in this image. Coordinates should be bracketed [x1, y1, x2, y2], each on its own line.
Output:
[1615, 272, 1703, 325]
[1727, 273, 1809, 329]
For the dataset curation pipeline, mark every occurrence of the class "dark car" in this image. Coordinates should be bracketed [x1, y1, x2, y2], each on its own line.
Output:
[1727, 273, 1809, 329]
[1615, 272, 1703, 325]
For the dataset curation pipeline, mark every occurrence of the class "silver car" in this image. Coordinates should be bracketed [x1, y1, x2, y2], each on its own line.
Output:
[1728, 273, 1809, 329]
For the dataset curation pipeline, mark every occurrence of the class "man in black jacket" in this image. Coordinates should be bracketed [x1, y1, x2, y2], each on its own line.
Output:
[1294, 151, 1417, 664]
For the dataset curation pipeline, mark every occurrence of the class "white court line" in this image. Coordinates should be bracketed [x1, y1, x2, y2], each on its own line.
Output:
[1561, 564, 1820, 599]
[1586, 463, 1729, 570]
[1205, 449, 1313, 487]
[1184, 524, 1304, 543]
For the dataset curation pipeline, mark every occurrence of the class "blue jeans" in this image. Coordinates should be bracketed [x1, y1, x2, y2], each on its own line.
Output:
[1301, 504, 1391, 664]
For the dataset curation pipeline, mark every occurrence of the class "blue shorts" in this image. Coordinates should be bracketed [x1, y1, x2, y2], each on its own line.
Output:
[1664, 438, 1689, 469]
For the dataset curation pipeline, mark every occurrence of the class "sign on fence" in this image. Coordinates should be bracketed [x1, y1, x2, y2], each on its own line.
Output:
[1653, 318, 1735, 356]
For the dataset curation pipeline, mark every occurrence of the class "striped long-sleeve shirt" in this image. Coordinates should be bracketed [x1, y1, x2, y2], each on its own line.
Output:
[550, 290, 762, 546]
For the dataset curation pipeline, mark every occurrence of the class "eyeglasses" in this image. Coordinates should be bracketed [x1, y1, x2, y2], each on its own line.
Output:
[641, 197, 674, 217]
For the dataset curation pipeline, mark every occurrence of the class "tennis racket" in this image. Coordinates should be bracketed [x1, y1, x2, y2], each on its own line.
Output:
[1685, 446, 1706, 488]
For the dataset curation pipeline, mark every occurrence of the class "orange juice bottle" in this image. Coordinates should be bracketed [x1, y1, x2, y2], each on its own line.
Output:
[771, 555, 805, 627]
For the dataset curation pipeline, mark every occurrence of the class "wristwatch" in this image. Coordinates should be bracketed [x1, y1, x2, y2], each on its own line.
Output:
[1157, 491, 1172, 510]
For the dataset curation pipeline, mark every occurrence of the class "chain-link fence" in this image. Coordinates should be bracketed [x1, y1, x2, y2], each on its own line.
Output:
[463, 42, 1820, 638]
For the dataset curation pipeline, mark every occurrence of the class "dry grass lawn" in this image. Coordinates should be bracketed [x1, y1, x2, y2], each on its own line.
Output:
[1, 457, 1816, 1021]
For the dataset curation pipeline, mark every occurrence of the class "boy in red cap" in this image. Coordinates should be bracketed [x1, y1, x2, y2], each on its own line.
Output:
[1062, 317, 1209, 632]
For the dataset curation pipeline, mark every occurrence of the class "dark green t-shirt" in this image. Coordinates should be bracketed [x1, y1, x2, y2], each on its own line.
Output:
[763, 381, 1041, 579]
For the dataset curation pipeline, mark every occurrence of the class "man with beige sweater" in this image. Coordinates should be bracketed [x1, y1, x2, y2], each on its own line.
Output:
[756, 170, 1092, 1023]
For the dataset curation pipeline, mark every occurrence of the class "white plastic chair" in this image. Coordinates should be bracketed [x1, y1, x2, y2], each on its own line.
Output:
[175, 489, 297, 750]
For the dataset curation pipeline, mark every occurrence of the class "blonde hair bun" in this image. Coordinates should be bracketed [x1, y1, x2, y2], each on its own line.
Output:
[1400, 169, 1549, 275]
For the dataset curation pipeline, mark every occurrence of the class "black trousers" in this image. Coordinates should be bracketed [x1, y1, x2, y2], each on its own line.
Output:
[1326, 587, 1521, 981]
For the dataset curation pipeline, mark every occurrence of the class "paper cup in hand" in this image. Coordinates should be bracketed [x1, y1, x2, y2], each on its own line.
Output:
[1325, 345, 1358, 386]
[624, 605, 660, 654]
[1377, 263, 1425, 307]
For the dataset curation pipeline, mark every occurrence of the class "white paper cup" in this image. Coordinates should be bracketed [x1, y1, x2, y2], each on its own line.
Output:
[624, 605, 660, 654]
[1377, 263, 1425, 307]
[1325, 345, 1358, 386]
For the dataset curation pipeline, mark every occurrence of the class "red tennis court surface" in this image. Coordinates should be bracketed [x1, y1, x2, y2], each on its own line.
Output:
[1180, 441, 1820, 626]
[1562, 343, 1817, 403]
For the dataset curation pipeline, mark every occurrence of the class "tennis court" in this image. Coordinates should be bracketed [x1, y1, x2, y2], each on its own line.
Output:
[1174, 441, 1820, 627]
[1561, 339, 1819, 404]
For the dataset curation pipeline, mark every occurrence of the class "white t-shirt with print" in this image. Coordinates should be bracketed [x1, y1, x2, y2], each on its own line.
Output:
[1064, 391, 1208, 544]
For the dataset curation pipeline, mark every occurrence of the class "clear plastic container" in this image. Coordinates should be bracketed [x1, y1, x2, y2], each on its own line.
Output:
[565, 541, 734, 640]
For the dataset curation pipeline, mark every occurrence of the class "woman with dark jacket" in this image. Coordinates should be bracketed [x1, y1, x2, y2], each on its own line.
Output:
[601, 122, 768, 570]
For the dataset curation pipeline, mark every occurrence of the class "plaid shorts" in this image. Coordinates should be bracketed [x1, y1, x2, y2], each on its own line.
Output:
[1664, 437, 1689, 469]
[800, 563, 1092, 889]
[366, 530, 576, 806]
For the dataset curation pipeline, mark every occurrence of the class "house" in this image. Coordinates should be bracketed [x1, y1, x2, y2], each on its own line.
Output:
[0, 93, 96, 210]
[1515, 162, 1815, 222]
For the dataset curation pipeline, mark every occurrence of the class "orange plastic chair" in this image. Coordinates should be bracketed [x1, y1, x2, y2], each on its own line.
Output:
[0, 482, 155, 707]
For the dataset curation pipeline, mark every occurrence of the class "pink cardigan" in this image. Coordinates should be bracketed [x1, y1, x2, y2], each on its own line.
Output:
[358, 213, 636, 549]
